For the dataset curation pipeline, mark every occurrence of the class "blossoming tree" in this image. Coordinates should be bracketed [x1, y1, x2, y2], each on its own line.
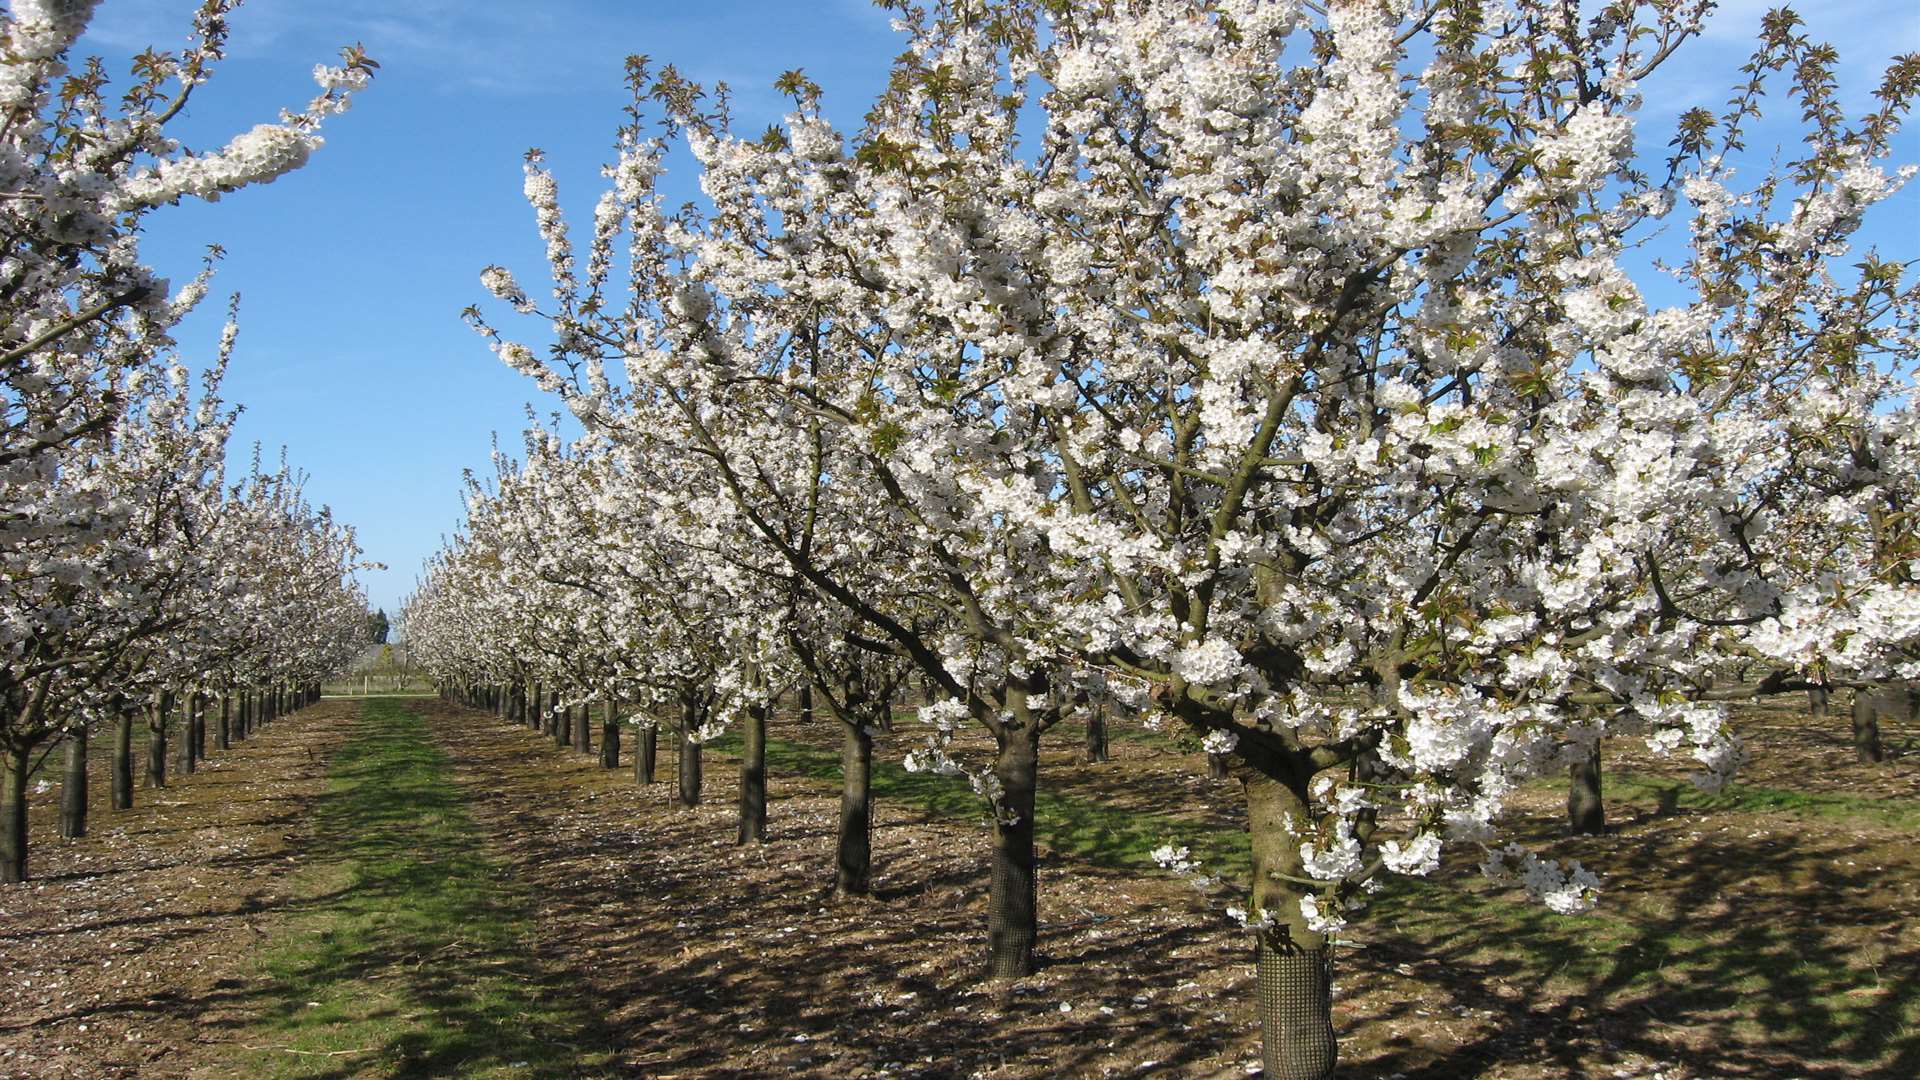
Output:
[459, 2, 1915, 1076]
[0, 0, 374, 884]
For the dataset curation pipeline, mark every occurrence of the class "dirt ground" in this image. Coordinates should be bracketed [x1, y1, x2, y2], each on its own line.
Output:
[0, 703, 353, 1078]
[0, 694, 1914, 1078]
[432, 699, 1277, 1079]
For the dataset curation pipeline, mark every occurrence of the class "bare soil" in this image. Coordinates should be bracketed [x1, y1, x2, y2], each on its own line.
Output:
[0, 702, 354, 1078]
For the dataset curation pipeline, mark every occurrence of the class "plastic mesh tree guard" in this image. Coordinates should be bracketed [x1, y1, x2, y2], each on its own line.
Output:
[1258, 939, 1335, 1080]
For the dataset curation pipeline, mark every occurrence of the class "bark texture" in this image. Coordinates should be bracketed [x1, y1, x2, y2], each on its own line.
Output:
[1850, 684, 1909, 764]
[1, 746, 27, 883]
[738, 699, 767, 844]
[1568, 746, 1605, 835]
[60, 727, 87, 839]
[1084, 706, 1109, 764]
[600, 697, 621, 769]
[837, 722, 873, 896]
[112, 711, 133, 810]
[144, 691, 171, 790]
[676, 700, 702, 808]
[636, 725, 658, 786]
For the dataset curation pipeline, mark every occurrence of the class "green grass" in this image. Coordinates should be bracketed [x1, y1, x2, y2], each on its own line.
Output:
[232, 698, 610, 1078]
[1605, 770, 1920, 830]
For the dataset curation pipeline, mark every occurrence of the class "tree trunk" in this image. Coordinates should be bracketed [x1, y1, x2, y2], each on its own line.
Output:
[1852, 686, 1895, 764]
[798, 684, 813, 725]
[1808, 684, 1830, 720]
[60, 727, 87, 839]
[1208, 751, 1230, 780]
[601, 697, 621, 769]
[837, 721, 873, 896]
[738, 699, 767, 844]
[1084, 705, 1109, 764]
[217, 693, 231, 752]
[636, 723, 657, 786]
[531, 683, 544, 731]
[676, 699, 702, 808]
[574, 701, 592, 756]
[145, 691, 172, 789]
[180, 693, 201, 777]
[1246, 769, 1337, 1080]
[112, 710, 134, 810]
[2, 745, 30, 883]
[1568, 745, 1604, 835]
[988, 725, 1041, 980]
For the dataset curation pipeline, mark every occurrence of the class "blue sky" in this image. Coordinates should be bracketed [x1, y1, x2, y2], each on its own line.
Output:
[75, 1, 1920, 618]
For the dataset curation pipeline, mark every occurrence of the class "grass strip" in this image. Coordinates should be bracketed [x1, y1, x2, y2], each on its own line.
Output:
[1604, 770, 1920, 830]
[232, 698, 609, 1079]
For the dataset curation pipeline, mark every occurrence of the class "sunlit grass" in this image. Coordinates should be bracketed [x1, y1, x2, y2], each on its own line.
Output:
[1604, 770, 1920, 830]
[227, 698, 610, 1079]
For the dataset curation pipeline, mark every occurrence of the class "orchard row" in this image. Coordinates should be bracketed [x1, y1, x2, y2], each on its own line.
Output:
[403, 3, 1920, 1077]
[0, 4, 377, 884]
